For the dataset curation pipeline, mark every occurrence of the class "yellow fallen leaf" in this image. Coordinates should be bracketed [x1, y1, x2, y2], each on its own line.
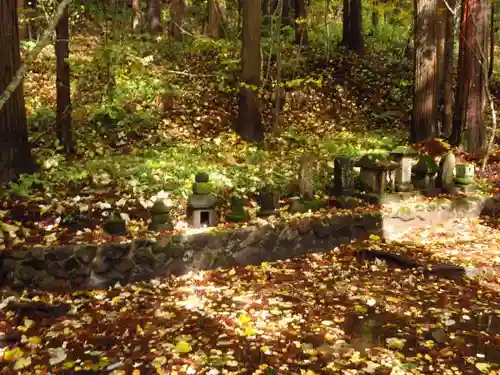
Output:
[136, 325, 144, 335]
[238, 313, 251, 325]
[28, 336, 42, 345]
[152, 356, 166, 368]
[4, 347, 24, 361]
[175, 340, 192, 354]
[132, 370, 141, 375]
[14, 356, 31, 370]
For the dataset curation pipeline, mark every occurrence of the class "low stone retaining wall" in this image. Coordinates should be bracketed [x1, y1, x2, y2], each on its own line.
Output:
[0, 195, 498, 291]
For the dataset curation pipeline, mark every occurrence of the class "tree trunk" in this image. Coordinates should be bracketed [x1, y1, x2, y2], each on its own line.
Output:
[132, 0, 142, 31]
[442, 0, 456, 138]
[436, 0, 446, 109]
[207, 0, 227, 39]
[0, 0, 35, 184]
[236, 0, 264, 142]
[488, 2, 494, 78]
[262, 0, 270, 27]
[452, 0, 488, 153]
[411, 0, 438, 143]
[372, 1, 379, 35]
[168, 0, 186, 40]
[294, 0, 308, 45]
[342, 0, 350, 45]
[55, 2, 73, 154]
[147, 0, 161, 32]
[282, 0, 292, 26]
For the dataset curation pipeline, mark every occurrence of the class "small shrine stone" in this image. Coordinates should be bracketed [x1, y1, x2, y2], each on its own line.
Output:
[438, 151, 456, 192]
[390, 146, 418, 192]
[357, 155, 398, 195]
[455, 163, 475, 185]
[151, 199, 171, 214]
[298, 154, 315, 201]
[333, 156, 357, 196]
[195, 171, 210, 183]
[188, 194, 217, 209]
[103, 215, 127, 236]
[192, 182, 213, 195]
[256, 188, 280, 217]
[226, 197, 250, 222]
[412, 155, 439, 192]
[150, 199, 174, 231]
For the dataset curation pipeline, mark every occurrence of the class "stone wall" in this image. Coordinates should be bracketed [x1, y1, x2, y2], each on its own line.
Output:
[0, 195, 498, 291]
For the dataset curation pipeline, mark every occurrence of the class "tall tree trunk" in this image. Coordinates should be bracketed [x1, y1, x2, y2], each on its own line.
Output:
[436, 0, 446, 117]
[411, 0, 438, 143]
[207, 0, 227, 39]
[452, 0, 488, 153]
[147, 0, 161, 32]
[342, 0, 350, 45]
[236, 0, 264, 142]
[488, 2, 495, 78]
[372, 0, 379, 35]
[343, 0, 363, 54]
[442, 0, 456, 138]
[294, 0, 308, 45]
[0, 0, 35, 184]
[132, 0, 143, 31]
[168, 0, 186, 40]
[55, 2, 73, 154]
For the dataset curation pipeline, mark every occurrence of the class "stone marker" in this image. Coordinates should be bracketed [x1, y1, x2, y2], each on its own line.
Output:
[390, 146, 419, 192]
[256, 187, 280, 217]
[454, 163, 476, 193]
[226, 196, 250, 222]
[357, 154, 398, 196]
[150, 199, 174, 231]
[187, 172, 218, 228]
[298, 153, 315, 201]
[412, 155, 439, 194]
[438, 151, 456, 193]
[333, 156, 357, 196]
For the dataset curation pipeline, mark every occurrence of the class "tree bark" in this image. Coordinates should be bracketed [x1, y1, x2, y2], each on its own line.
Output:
[207, 0, 227, 39]
[168, 0, 186, 40]
[442, 0, 456, 138]
[372, 0, 379, 35]
[488, 2, 494, 78]
[436, 0, 446, 104]
[0, 0, 35, 184]
[147, 0, 161, 32]
[451, 0, 488, 153]
[282, 0, 292, 26]
[236, 0, 264, 143]
[294, 0, 308, 45]
[411, 0, 438, 143]
[132, 0, 143, 31]
[342, 0, 363, 54]
[55, 2, 73, 154]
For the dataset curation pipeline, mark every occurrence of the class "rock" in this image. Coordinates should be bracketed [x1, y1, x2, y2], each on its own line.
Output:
[101, 243, 130, 260]
[192, 182, 213, 195]
[438, 152, 455, 192]
[150, 213, 173, 231]
[20, 258, 46, 270]
[430, 328, 448, 344]
[195, 172, 209, 183]
[63, 257, 81, 272]
[74, 245, 97, 264]
[15, 266, 40, 282]
[334, 196, 359, 209]
[47, 262, 69, 279]
[9, 250, 28, 260]
[2, 258, 17, 271]
[296, 218, 312, 234]
[103, 217, 127, 236]
[311, 218, 330, 239]
[45, 247, 73, 262]
[114, 259, 135, 273]
[134, 248, 156, 269]
[165, 258, 187, 276]
[289, 200, 307, 213]
[93, 259, 113, 274]
[28, 247, 45, 261]
[151, 200, 171, 214]
[188, 194, 217, 209]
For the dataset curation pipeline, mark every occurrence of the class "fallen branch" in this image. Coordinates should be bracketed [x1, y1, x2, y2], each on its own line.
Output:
[0, 0, 73, 111]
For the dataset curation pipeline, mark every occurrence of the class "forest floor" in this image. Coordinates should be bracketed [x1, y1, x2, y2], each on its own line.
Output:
[0, 29, 499, 374]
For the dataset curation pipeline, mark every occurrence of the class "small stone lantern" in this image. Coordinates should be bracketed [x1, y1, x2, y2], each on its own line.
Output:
[356, 155, 398, 196]
[412, 155, 439, 192]
[333, 156, 357, 196]
[390, 146, 419, 192]
[187, 172, 218, 228]
[454, 163, 476, 193]
[256, 187, 280, 217]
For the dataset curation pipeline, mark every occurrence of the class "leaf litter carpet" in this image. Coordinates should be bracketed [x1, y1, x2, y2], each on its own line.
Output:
[0, 217, 499, 375]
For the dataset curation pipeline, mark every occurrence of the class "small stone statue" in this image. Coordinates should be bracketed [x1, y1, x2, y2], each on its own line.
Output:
[226, 196, 250, 222]
[187, 172, 218, 228]
[150, 199, 174, 231]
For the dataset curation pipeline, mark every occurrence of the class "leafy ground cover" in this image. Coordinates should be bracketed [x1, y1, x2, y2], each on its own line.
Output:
[0, 238, 498, 375]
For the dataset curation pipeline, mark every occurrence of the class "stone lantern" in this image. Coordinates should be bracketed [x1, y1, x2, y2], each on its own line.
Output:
[333, 156, 357, 196]
[390, 146, 419, 192]
[187, 172, 218, 228]
[356, 155, 399, 196]
[454, 163, 476, 193]
[412, 155, 439, 193]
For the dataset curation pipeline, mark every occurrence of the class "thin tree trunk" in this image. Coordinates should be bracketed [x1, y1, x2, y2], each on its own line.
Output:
[282, 0, 292, 26]
[132, 0, 143, 31]
[207, 0, 227, 39]
[436, 0, 446, 120]
[168, 0, 186, 40]
[55, 2, 73, 154]
[147, 0, 161, 32]
[489, 2, 495, 78]
[452, 0, 488, 153]
[372, 0, 379, 35]
[411, 0, 438, 142]
[349, 0, 364, 54]
[236, 0, 264, 142]
[0, 0, 35, 183]
[294, 0, 308, 45]
[442, 0, 456, 138]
